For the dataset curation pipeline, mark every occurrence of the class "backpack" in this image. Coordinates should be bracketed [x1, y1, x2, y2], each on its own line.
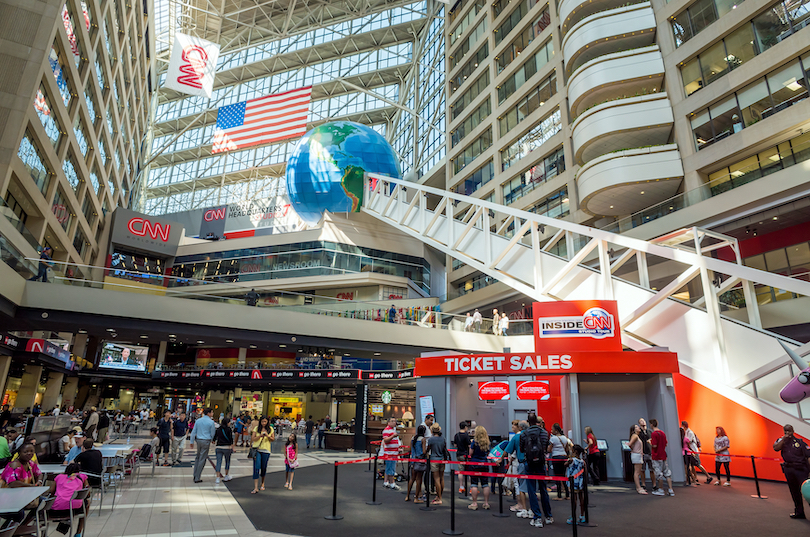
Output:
[522, 427, 545, 465]
[138, 443, 152, 461]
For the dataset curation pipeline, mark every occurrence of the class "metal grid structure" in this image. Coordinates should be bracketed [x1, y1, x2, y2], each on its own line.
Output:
[144, 0, 446, 215]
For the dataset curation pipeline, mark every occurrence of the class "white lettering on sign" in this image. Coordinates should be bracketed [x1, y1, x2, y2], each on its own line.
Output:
[443, 355, 572, 373]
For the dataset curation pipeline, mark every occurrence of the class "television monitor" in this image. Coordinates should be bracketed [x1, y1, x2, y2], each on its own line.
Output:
[99, 343, 147, 372]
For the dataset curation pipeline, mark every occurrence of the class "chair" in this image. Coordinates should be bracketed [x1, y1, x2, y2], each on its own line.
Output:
[31, 495, 54, 537]
[83, 473, 104, 515]
[0, 523, 19, 537]
[48, 489, 89, 537]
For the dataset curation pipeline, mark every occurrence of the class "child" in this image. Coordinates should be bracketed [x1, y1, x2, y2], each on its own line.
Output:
[565, 444, 586, 525]
[284, 433, 299, 490]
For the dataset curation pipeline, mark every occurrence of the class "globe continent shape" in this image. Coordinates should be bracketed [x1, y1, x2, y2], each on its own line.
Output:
[803, 478, 810, 504]
[286, 121, 401, 224]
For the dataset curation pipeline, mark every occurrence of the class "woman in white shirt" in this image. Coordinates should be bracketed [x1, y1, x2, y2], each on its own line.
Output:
[499, 313, 509, 336]
[547, 423, 571, 499]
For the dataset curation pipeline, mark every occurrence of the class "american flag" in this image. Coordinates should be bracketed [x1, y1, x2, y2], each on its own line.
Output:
[212, 86, 312, 153]
[62, 6, 79, 58]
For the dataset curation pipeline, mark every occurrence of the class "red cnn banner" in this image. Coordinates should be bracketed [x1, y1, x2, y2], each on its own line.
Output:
[516, 380, 550, 400]
[533, 300, 622, 353]
[478, 381, 510, 400]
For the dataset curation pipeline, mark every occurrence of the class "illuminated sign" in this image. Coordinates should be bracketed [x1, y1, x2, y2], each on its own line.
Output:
[127, 218, 171, 242]
[272, 397, 300, 403]
[478, 381, 510, 400]
[381, 391, 393, 404]
[533, 301, 622, 352]
[204, 207, 227, 222]
[516, 380, 550, 400]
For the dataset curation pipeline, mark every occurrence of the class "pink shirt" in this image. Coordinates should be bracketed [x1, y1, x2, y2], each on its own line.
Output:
[1, 461, 41, 486]
[52, 473, 87, 510]
[285, 445, 297, 464]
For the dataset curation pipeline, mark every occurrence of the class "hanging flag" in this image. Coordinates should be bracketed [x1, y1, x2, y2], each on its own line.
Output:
[62, 5, 80, 61]
[211, 86, 312, 153]
[165, 32, 220, 98]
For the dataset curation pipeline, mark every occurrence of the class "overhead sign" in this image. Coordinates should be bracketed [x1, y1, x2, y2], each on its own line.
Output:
[0, 332, 20, 352]
[272, 397, 300, 403]
[24, 339, 73, 369]
[478, 381, 510, 400]
[516, 380, 550, 400]
[414, 351, 679, 376]
[111, 208, 183, 256]
[533, 300, 622, 352]
[362, 369, 414, 380]
[165, 33, 220, 98]
[177, 195, 305, 239]
[153, 368, 361, 381]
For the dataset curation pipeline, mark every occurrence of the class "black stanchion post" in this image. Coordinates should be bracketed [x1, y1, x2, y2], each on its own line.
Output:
[569, 476, 578, 537]
[443, 470, 463, 536]
[367, 455, 382, 505]
[421, 465, 436, 511]
[579, 471, 598, 527]
[324, 463, 344, 520]
[367, 453, 373, 472]
[493, 472, 510, 518]
[750, 455, 768, 499]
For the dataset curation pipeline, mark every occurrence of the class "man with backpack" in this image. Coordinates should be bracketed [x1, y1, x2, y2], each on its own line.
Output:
[520, 413, 553, 527]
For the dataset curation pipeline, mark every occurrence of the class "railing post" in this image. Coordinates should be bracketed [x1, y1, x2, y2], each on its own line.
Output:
[569, 475, 578, 537]
[367, 454, 381, 505]
[443, 469, 463, 535]
[750, 455, 768, 499]
[324, 462, 343, 520]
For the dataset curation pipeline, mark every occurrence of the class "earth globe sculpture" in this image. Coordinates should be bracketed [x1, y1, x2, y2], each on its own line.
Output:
[803, 478, 810, 504]
[286, 121, 401, 224]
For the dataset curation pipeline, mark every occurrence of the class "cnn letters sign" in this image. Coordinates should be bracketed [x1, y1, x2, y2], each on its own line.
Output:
[165, 33, 220, 98]
[112, 208, 182, 255]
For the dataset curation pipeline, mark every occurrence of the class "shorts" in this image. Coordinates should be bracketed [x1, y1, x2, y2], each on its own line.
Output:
[642, 453, 652, 469]
[691, 454, 701, 466]
[652, 459, 671, 480]
[630, 453, 643, 465]
[517, 462, 529, 494]
[430, 462, 445, 473]
[385, 460, 396, 476]
[159, 436, 170, 453]
[285, 463, 295, 472]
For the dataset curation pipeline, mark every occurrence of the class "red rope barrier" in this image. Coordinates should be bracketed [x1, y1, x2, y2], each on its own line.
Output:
[686, 450, 782, 462]
[455, 469, 581, 482]
[334, 457, 373, 466]
[380, 456, 498, 466]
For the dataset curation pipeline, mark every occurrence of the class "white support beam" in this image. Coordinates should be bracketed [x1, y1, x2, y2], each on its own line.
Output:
[622, 266, 700, 327]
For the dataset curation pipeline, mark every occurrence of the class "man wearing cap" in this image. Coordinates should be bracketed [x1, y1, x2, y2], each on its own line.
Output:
[774, 424, 810, 519]
[63, 431, 84, 464]
[28, 246, 53, 282]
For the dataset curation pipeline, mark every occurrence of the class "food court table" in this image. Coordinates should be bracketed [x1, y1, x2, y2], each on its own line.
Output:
[0, 487, 49, 514]
[37, 464, 66, 476]
[98, 445, 132, 458]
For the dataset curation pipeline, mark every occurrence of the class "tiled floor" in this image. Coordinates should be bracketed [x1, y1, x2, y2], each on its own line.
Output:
[81, 433, 357, 537]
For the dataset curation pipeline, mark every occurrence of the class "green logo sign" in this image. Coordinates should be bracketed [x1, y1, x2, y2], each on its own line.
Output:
[381, 391, 392, 404]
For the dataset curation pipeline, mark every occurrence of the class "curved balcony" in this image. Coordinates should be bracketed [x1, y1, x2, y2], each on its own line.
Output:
[577, 144, 684, 217]
[559, 0, 646, 37]
[567, 46, 664, 118]
[571, 93, 674, 165]
[562, 3, 656, 75]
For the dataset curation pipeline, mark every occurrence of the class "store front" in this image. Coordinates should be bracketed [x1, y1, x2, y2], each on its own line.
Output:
[415, 300, 685, 482]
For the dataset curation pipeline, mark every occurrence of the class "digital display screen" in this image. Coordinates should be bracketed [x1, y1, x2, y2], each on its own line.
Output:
[99, 343, 148, 372]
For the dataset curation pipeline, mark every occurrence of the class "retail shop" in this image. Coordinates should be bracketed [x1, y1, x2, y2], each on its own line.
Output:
[415, 301, 685, 482]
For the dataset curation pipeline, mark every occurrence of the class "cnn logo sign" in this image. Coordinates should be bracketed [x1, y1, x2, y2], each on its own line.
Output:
[128, 218, 171, 242]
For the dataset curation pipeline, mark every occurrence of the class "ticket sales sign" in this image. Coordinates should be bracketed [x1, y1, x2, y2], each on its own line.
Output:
[516, 380, 550, 400]
[414, 351, 679, 376]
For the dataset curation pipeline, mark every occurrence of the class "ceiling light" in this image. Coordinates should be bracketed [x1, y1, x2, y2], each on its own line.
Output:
[249, 345, 257, 349]
[374, 352, 381, 356]
[772, 216, 778, 220]
[169, 334, 176, 338]
[225, 339, 234, 343]
[609, 205, 614, 209]
[279, 344, 287, 348]
[328, 349, 335, 352]
[106, 328, 115, 332]
[78, 329, 87, 334]
[197, 340, 204, 344]
[140, 335, 148, 339]
[640, 191, 645, 194]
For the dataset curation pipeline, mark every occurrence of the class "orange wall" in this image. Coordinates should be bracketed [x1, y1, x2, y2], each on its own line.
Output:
[673, 373, 808, 481]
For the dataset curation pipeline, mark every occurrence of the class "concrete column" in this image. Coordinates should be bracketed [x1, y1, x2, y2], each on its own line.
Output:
[71, 334, 88, 360]
[157, 341, 168, 365]
[0, 356, 12, 398]
[61, 377, 79, 409]
[40, 372, 64, 411]
[237, 348, 247, 366]
[233, 387, 242, 414]
[15, 366, 43, 411]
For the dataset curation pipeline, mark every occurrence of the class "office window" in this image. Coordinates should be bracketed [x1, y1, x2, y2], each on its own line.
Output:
[452, 128, 492, 174]
[18, 131, 51, 195]
[451, 97, 491, 147]
[500, 108, 561, 170]
[34, 84, 61, 149]
[496, 5, 550, 73]
[499, 72, 556, 135]
[450, 43, 488, 93]
[451, 159, 494, 195]
[73, 116, 89, 156]
[52, 186, 74, 232]
[49, 44, 72, 108]
[498, 40, 554, 104]
[451, 70, 489, 120]
[449, 19, 486, 70]
[62, 154, 82, 196]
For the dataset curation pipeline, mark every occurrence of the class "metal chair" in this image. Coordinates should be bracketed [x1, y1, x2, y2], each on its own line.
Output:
[31, 495, 54, 537]
[83, 473, 104, 515]
[48, 489, 89, 537]
[0, 523, 20, 537]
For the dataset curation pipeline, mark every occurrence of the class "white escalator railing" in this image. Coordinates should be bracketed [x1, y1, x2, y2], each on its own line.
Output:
[362, 173, 810, 432]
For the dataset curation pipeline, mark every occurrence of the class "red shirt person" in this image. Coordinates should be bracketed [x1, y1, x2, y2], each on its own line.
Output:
[649, 419, 674, 496]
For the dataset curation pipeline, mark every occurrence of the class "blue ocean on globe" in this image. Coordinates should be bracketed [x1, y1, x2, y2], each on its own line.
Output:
[285, 121, 401, 224]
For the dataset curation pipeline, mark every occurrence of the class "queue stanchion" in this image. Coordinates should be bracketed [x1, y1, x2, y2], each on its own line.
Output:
[420, 463, 435, 511]
[750, 455, 768, 499]
[569, 475, 578, 537]
[324, 462, 343, 520]
[367, 454, 382, 505]
[443, 470, 463, 536]
[492, 474, 509, 518]
[578, 469, 597, 527]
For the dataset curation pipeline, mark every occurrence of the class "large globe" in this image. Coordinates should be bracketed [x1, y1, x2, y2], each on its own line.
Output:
[286, 121, 401, 224]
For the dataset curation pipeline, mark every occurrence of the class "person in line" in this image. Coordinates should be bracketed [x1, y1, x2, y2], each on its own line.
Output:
[565, 445, 587, 525]
[325, 415, 332, 431]
[713, 426, 731, 486]
[500, 313, 509, 336]
[28, 246, 53, 282]
[73, 439, 102, 488]
[251, 417, 274, 493]
[468, 425, 491, 510]
[773, 423, 810, 519]
[491, 309, 501, 336]
[157, 410, 173, 466]
[214, 417, 235, 484]
[680, 426, 694, 486]
[47, 463, 89, 537]
[628, 424, 646, 494]
[427, 423, 448, 505]
[521, 413, 553, 527]
[245, 288, 260, 306]
[500, 420, 528, 516]
[464, 313, 473, 332]
[548, 423, 571, 499]
[317, 419, 326, 449]
[381, 417, 401, 491]
[637, 418, 654, 492]
[84, 407, 99, 441]
[304, 415, 315, 449]
[472, 309, 482, 332]
[171, 411, 189, 464]
[453, 421, 471, 495]
[682, 421, 713, 484]
[405, 425, 427, 502]
[584, 426, 600, 485]
[190, 408, 215, 483]
[421, 414, 434, 439]
[284, 433, 299, 490]
[650, 419, 675, 496]
[388, 304, 396, 323]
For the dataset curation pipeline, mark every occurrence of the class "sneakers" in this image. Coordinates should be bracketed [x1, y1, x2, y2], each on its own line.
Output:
[459, 487, 465, 494]
[383, 482, 391, 488]
[652, 489, 666, 496]
[714, 481, 721, 486]
[530, 518, 544, 528]
[223, 475, 233, 482]
[567, 516, 586, 525]
[667, 489, 675, 496]
[517, 510, 531, 518]
[706, 477, 714, 485]
[390, 484, 401, 491]
[723, 481, 731, 487]
[215, 477, 221, 484]
[545, 517, 554, 525]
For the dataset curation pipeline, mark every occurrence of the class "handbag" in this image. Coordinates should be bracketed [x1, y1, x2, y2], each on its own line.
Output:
[247, 446, 256, 459]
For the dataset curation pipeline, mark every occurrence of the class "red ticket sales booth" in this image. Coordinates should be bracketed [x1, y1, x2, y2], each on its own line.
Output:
[415, 300, 685, 482]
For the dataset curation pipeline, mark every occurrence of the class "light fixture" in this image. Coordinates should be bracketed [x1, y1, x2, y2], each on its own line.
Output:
[609, 205, 614, 209]
[225, 339, 234, 343]
[249, 345, 257, 349]
[640, 191, 645, 194]
[374, 352, 381, 356]
[106, 328, 115, 332]
[773, 216, 778, 220]
[78, 329, 87, 334]
[169, 334, 176, 338]
[328, 348, 335, 352]
[279, 344, 287, 348]
[140, 335, 148, 339]
[197, 340, 204, 344]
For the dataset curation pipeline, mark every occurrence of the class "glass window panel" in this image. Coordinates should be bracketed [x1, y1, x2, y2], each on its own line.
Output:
[715, 0, 742, 17]
[787, 243, 810, 268]
[765, 248, 789, 271]
[758, 146, 783, 175]
[49, 44, 72, 107]
[689, 0, 718, 34]
[690, 109, 713, 149]
[753, 6, 792, 52]
[745, 254, 766, 270]
[18, 131, 51, 194]
[709, 96, 742, 142]
[766, 60, 808, 115]
[52, 186, 74, 232]
[788, 0, 810, 27]
[682, 58, 703, 95]
[672, 11, 693, 46]
[737, 78, 771, 126]
[700, 41, 731, 86]
[723, 24, 757, 69]
[34, 85, 61, 148]
[790, 130, 810, 162]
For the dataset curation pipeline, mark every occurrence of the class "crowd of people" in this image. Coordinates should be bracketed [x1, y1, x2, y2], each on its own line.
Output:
[462, 308, 516, 335]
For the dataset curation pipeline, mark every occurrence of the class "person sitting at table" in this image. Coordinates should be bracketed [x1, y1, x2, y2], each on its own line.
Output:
[0, 443, 42, 488]
[63, 434, 84, 465]
[11, 438, 38, 463]
[73, 439, 102, 488]
[0, 433, 11, 468]
[6, 428, 23, 455]
[47, 463, 89, 537]
[59, 428, 80, 458]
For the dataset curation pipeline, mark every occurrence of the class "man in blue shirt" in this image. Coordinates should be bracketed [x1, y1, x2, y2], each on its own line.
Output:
[171, 411, 189, 464]
[501, 420, 529, 517]
[189, 408, 216, 483]
[28, 247, 53, 282]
